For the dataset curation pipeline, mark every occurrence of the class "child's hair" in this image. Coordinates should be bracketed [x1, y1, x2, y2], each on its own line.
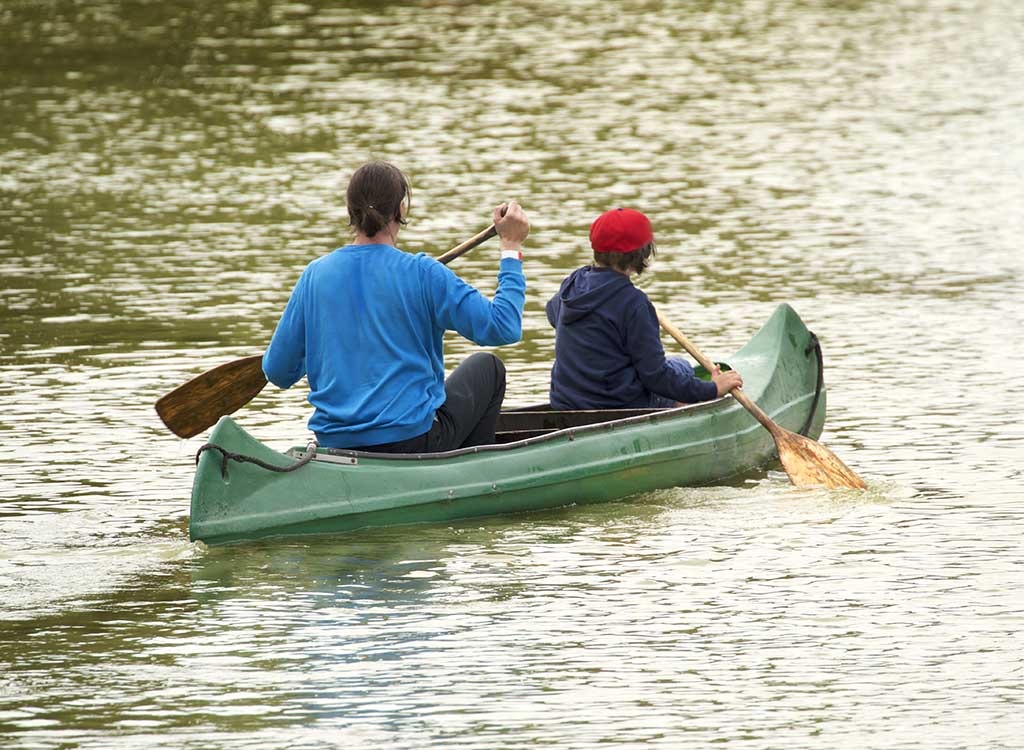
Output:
[593, 240, 657, 275]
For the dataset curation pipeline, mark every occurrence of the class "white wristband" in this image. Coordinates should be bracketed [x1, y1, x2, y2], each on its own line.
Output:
[500, 249, 522, 261]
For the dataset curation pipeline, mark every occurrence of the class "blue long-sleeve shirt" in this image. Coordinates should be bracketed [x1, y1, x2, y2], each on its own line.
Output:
[263, 244, 525, 448]
[546, 265, 717, 409]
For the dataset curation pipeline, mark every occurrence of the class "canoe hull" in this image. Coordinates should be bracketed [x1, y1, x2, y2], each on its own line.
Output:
[189, 304, 826, 545]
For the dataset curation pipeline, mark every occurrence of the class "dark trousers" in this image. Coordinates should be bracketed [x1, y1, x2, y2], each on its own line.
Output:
[355, 352, 507, 454]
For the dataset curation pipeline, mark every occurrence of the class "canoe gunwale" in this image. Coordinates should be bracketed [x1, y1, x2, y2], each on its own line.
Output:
[292, 327, 824, 463]
[291, 396, 734, 463]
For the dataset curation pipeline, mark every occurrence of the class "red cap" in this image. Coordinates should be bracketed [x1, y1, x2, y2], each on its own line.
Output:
[589, 208, 653, 253]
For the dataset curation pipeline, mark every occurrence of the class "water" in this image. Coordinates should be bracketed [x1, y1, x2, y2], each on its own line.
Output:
[1, 0, 1022, 747]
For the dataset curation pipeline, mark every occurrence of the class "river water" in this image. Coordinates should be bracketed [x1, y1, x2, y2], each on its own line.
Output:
[1, 0, 1022, 748]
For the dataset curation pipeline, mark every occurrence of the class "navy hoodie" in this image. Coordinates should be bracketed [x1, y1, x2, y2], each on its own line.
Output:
[546, 265, 719, 409]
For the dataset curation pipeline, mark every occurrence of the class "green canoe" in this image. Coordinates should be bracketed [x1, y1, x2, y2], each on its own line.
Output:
[190, 303, 826, 545]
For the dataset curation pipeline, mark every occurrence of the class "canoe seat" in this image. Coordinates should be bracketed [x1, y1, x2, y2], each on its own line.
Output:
[493, 406, 664, 443]
[493, 429, 554, 443]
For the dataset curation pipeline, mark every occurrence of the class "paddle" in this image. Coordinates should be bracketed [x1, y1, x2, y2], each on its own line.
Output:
[155, 222, 500, 439]
[656, 312, 867, 490]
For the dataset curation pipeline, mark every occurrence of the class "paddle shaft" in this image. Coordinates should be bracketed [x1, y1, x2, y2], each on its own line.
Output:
[436, 224, 498, 264]
[435, 203, 508, 264]
[657, 312, 783, 438]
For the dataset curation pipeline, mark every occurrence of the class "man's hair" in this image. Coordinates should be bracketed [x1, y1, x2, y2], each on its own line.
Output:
[593, 241, 657, 275]
[346, 160, 411, 237]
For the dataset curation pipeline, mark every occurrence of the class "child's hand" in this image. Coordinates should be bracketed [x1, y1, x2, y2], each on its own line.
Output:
[711, 365, 743, 396]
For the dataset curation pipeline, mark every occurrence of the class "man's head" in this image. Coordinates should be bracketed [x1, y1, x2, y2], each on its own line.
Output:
[589, 208, 656, 275]
[346, 160, 411, 238]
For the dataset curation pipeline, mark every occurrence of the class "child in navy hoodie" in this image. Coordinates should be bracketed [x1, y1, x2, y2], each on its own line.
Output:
[546, 208, 743, 410]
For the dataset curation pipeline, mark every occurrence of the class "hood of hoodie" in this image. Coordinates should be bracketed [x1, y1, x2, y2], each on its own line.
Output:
[556, 266, 634, 324]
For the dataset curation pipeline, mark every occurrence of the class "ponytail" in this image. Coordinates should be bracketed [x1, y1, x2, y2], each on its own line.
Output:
[346, 161, 411, 238]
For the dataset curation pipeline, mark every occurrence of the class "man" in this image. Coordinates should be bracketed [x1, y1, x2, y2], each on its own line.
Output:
[263, 160, 530, 452]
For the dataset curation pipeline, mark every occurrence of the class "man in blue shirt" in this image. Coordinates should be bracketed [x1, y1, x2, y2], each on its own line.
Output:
[547, 208, 741, 410]
[263, 160, 529, 452]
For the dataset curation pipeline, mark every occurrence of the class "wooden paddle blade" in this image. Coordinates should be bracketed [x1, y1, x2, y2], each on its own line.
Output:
[656, 308, 866, 491]
[155, 354, 268, 438]
[775, 429, 867, 489]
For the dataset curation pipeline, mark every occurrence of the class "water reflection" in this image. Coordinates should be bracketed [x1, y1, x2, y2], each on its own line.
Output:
[8, 479, 1019, 748]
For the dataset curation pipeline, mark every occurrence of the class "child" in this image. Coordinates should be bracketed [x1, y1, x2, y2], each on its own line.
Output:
[546, 208, 742, 410]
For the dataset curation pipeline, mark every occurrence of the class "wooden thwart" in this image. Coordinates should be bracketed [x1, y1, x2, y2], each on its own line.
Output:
[656, 311, 866, 490]
[155, 223, 500, 439]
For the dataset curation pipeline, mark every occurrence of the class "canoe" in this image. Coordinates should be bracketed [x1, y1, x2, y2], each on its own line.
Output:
[190, 303, 826, 545]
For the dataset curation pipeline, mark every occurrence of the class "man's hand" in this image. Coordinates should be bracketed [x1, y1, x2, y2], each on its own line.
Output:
[494, 201, 529, 251]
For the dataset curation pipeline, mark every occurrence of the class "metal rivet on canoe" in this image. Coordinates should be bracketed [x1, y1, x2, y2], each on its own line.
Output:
[491, 482, 497, 490]
[447, 489, 454, 498]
